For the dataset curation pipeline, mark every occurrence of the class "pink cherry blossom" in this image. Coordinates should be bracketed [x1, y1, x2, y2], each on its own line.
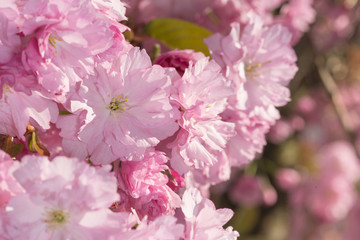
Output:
[317, 141, 360, 184]
[5, 155, 122, 240]
[169, 57, 235, 175]
[306, 175, 355, 222]
[229, 175, 264, 206]
[166, 169, 186, 191]
[18, 0, 128, 102]
[188, 151, 232, 186]
[275, 168, 301, 191]
[154, 50, 205, 76]
[205, 14, 298, 120]
[209, 0, 284, 32]
[222, 108, 272, 167]
[114, 148, 181, 220]
[229, 175, 277, 207]
[59, 47, 180, 164]
[181, 188, 239, 240]
[111, 215, 185, 240]
[275, 0, 316, 45]
[0, 3, 21, 71]
[0, 150, 22, 209]
[343, 200, 360, 240]
[0, 86, 58, 140]
[267, 119, 295, 144]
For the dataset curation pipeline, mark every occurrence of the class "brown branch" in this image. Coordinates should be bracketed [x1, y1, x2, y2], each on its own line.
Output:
[315, 56, 359, 156]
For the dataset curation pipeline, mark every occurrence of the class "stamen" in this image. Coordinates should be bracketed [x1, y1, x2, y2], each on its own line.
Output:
[245, 61, 271, 80]
[108, 94, 129, 114]
[2, 84, 12, 95]
[48, 34, 62, 48]
[43, 208, 69, 230]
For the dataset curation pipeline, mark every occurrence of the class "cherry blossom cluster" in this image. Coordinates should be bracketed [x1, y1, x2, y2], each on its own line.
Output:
[0, 0, 311, 239]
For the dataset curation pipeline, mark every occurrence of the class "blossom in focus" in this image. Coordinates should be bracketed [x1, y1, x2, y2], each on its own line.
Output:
[0, 86, 58, 140]
[205, 14, 298, 167]
[222, 108, 272, 167]
[111, 215, 185, 240]
[59, 47, 180, 164]
[4, 155, 122, 240]
[0, 150, 22, 209]
[114, 148, 182, 220]
[13, 0, 128, 102]
[169, 57, 235, 176]
[154, 49, 205, 76]
[205, 14, 298, 117]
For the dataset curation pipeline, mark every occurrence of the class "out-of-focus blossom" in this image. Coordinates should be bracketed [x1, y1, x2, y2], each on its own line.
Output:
[307, 175, 356, 222]
[317, 141, 360, 184]
[229, 175, 277, 207]
[4, 155, 122, 240]
[267, 119, 294, 144]
[229, 175, 263, 206]
[124, 0, 209, 28]
[310, 0, 359, 51]
[126, 0, 283, 33]
[343, 200, 360, 240]
[275, 0, 316, 45]
[294, 90, 347, 148]
[181, 188, 239, 240]
[114, 149, 182, 220]
[287, 140, 360, 240]
[210, 0, 283, 32]
[275, 168, 301, 191]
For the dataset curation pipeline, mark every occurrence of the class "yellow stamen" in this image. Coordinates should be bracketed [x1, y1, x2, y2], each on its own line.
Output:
[108, 94, 129, 114]
[2, 83, 12, 95]
[48, 34, 62, 48]
[245, 61, 271, 80]
[43, 208, 69, 230]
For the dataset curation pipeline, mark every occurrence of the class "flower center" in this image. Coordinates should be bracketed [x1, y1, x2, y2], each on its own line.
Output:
[43, 208, 69, 230]
[48, 34, 62, 48]
[108, 94, 129, 114]
[2, 84, 12, 95]
[245, 61, 271, 80]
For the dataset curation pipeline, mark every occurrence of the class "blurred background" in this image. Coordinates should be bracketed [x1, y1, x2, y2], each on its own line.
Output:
[208, 1, 360, 239]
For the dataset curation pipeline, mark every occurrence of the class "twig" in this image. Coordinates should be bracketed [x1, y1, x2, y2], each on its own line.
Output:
[315, 56, 359, 156]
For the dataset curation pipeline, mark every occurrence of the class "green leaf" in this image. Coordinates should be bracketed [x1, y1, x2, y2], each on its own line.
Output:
[144, 18, 213, 56]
